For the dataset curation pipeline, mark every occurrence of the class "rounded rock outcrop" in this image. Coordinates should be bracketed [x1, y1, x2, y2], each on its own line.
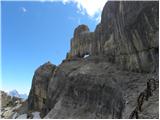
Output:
[70, 24, 94, 58]
[28, 62, 56, 112]
[74, 24, 89, 38]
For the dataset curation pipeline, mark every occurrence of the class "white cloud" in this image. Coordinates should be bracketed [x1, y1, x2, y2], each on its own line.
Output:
[64, 0, 108, 22]
[21, 7, 27, 12]
[41, 0, 108, 22]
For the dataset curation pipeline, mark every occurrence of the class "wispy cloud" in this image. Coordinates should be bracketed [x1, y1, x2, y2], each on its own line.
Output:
[21, 7, 27, 12]
[41, 0, 108, 22]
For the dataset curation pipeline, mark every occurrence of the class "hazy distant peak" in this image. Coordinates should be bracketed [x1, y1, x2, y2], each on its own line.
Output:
[8, 89, 28, 100]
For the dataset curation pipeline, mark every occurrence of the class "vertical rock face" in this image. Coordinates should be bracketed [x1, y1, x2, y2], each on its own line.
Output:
[70, 24, 95, 57]
[100, 1, 159, 72]
[69, 1, 159, 72]
[28, 62, 56, 112]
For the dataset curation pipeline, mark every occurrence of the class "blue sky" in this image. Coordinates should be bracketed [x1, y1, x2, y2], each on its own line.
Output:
[1, 1, 107, 94]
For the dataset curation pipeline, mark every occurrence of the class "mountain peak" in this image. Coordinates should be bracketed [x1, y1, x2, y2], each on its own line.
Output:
[8, 89, 28, 100]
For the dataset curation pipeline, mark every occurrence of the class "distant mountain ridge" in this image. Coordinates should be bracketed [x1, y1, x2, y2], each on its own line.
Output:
[8, 89, 28, 100]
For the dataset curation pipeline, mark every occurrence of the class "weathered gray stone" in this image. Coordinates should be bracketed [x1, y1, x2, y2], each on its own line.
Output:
[28, 61, 56, 112]
[69, 1, 159, 72]
[100, 1, 159, 72]
[44, 56, 158, 119]
[0, 90, 27, 119]
[70, 24, 95, 58]
[1, 91, 12, 108]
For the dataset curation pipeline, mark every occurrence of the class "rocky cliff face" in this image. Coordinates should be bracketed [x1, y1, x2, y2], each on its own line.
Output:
[69, 1, 159, 73]
[43, 56, 158, 119]
[28, 1, 159, 119]
[101, 1, 158, 73]
[70, 25, 95, 57]
[28, 62, 56, 112]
